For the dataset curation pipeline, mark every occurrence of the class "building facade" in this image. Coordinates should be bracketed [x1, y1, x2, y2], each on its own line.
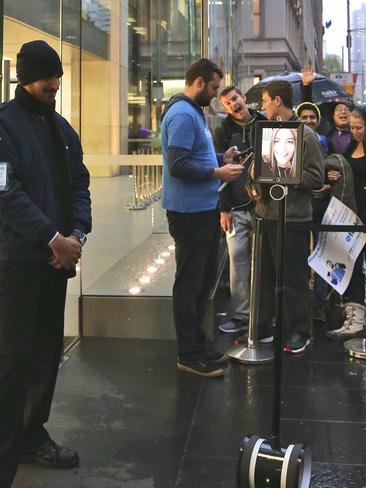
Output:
[1, 1, 240, 156]
[231, 0, 323, 93]
[1, 0, 324, 159]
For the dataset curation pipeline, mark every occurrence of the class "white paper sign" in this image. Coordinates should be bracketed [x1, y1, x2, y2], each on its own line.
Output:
[308, 197, 366, 295]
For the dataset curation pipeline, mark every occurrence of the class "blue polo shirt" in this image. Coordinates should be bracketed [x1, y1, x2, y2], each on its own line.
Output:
[161, 96, 220, 212]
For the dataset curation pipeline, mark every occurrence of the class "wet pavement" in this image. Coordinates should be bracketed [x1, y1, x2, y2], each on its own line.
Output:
[13, 322, 366, 487]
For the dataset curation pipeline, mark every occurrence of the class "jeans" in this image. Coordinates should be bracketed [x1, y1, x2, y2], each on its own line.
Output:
[167, 210, 220, 360]
[226, 210, 252, 322]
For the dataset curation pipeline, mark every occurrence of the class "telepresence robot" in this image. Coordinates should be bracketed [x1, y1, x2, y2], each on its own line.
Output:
[236, 121, 311, 488]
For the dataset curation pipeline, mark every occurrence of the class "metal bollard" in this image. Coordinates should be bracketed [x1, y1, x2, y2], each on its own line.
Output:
[127, 164, 146, 210]
[226, 217, 274, 364]
[152, 165, 160, 201]
[145, 165, 153, 203]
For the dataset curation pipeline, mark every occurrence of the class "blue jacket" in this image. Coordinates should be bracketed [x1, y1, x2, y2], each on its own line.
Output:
[0, 97, 91, 262]
[161, 93, 220, 212]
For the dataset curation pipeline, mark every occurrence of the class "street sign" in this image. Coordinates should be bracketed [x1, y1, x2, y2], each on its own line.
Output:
[330, 72, 357, 95]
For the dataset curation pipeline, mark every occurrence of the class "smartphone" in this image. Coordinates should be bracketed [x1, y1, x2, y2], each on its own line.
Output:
[232, 147, 254, 163]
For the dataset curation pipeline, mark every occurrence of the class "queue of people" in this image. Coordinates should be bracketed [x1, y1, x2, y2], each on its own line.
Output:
[162, 59, 366, 379]
[298, 66, 366, 340]
[162, 60, 365, 370]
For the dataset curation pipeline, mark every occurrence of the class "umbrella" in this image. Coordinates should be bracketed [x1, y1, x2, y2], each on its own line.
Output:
[245, 71, 353, 110]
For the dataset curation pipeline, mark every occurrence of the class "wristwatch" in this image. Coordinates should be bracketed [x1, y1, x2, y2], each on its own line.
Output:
[71, 229, 87, 247]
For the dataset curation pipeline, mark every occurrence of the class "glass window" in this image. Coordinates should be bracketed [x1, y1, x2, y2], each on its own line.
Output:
[61, 0, 81, 133]
[3, 0, 61, 104]
[207, 0, 233, 124]
[253, 0, 261, 38]
[81, 0, 119, 155]
[128, 0, 202, 155]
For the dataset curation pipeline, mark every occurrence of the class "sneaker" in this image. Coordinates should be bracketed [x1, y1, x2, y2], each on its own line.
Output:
[326, 302, 365, 341]
[21, 439, 79, 469]
[206, 351, 228, 364]
[233, 333, 273, 345]
[219, 318, 248, 334]
[177, 358, 224, 377]
[284, 332, 311, 354]
[313, 303, 326, 323]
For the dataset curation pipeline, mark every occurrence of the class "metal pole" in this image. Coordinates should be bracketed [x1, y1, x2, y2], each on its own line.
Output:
[226, 217, 274, 364]
[271, 191, 287, 450]
[248, 218, 263, 344]
[347, 0, 352, 73]
[201, 0, 208, 58]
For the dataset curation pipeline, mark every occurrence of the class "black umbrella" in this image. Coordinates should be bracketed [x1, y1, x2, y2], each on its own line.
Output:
[245, 71, 353, 110]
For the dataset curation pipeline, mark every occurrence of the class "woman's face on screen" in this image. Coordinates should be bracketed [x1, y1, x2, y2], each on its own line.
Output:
[273, 129, 295, 168]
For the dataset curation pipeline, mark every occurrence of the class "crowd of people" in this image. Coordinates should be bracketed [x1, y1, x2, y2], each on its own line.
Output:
[162, 58, 366, 379]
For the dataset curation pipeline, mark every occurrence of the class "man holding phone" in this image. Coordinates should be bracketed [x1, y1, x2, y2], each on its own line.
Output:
[213, 86, 266, 335]
[161, 60, 244, 377]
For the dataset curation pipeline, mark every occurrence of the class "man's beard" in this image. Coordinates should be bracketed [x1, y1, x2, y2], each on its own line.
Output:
[194, 87, 211, 107]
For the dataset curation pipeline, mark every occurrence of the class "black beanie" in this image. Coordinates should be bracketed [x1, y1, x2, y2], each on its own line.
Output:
[16, 40, 63, 85]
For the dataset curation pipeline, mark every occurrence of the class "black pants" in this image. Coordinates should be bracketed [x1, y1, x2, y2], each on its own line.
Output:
[0, 262, 67, 487]
[167, 210, 220, 360]
[258, 221, 311, 337]
[342, 250, 365, 304]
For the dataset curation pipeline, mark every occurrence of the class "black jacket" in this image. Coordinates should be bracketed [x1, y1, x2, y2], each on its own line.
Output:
[213, 109, 266, 211]
[0, 92, 91, 262]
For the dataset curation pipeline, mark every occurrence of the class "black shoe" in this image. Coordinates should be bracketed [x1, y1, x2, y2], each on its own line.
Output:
[21, 440, 79, 469]
[177, 358, 224, 377]
[218, 318, 249, 334]
[284, 332, 311, 354]
[206, 351, 228, 364]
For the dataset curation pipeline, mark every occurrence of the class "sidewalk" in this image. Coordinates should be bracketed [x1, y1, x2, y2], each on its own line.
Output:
[13, 326, 366, 488]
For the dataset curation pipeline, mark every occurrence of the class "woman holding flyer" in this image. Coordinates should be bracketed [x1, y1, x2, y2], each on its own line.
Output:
[327, 107, 366, 341]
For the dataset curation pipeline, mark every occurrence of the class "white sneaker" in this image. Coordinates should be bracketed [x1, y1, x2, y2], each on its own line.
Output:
[327, 302, 365, 341]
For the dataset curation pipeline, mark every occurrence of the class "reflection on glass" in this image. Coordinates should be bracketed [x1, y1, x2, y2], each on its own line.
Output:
[128, 0, 202, 155]
[207, 1, 233, 126]
[232, 0, 261, 94]
[82, 0, 111, 33]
